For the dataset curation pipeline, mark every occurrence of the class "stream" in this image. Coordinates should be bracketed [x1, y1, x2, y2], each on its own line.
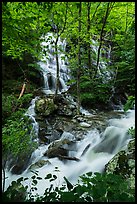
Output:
[3, 33, 135, 197]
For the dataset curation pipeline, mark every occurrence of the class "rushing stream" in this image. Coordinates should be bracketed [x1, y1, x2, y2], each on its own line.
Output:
[4, 33, 135, 197]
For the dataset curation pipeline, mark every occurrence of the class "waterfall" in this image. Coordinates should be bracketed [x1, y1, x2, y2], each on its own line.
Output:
[38, 32, 70, 95]
[25, 96, 39, 140]
[91, 38, 112, 81]
[3, 32, 135, 198]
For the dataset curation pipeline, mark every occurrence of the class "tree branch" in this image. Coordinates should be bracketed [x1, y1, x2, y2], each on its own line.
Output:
[91, 2, 101, 22]
[59, 2, 68, 37]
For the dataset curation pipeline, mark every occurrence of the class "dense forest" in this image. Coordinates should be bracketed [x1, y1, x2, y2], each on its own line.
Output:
[2, 2, 135, 202]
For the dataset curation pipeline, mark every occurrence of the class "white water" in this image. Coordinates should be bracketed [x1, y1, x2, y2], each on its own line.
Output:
[38, 32, 70, 94]
[4, 109, 135, 196]
[92, 38, 113, 81]
[3, 33, 135, 198]
[25, 96, 39, 140]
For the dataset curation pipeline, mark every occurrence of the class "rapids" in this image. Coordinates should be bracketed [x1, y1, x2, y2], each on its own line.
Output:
[4, 109, 135, 196]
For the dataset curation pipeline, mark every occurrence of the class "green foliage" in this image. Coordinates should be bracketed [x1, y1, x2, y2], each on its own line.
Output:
[2, 79, 24, 94]
[123, 95, 135, 138]
[128, 127, 135, 138]
[80, 76, 112, 107]
[2, 177, 27, 202]
[110, 16, 135, 95]
[17, 93, 33, 108]
[79, 172, 134, 202]
[2, 2, 135, 108]
[2, 93, 33, 124]
[2, 2, 51, 60]
[2, 171, 135, 202]
[124, 95, 135, 112]
[2, 94, 18, 124]
[2, 115, 37, 159]
[65, 2, 135, 108]
[2, 92, 37, 161]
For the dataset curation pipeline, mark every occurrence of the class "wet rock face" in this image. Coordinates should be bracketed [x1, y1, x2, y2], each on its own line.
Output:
[54, 94, 77, 117]
[105, 139, 135, 189]
[44, 138, 75, 159]
[35, 94, 77, 118]
[11, 153, 32, 174]
[35, 95, 122, 146]
[45, 147, 68, 158]
[36, 99, 119, 145]
[38, 127, 63, 144]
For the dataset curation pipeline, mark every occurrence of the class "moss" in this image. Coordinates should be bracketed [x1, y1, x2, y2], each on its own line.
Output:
[105, 139, 135, 190]
[35, 97, 58, 116]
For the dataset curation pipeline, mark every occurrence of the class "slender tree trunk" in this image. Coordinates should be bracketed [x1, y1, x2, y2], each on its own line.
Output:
[55, 37, 60, 95]
[94, 2, 110, 78]
[77, 2, 82, 114]
[125, 3, 128, 34]
[87, 2, 92, 79]
[54, 2, 68, 96]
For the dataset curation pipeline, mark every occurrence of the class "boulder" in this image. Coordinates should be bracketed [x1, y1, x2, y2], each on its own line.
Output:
[105, 139, 135, 189]
[35, 97, 58, 116]
[54, 94, 77, 117]
[44, 146, 68, 158]
[44, 138, 74, 159]
[38, 128, 63, 144]
[29, 160, 51, 171]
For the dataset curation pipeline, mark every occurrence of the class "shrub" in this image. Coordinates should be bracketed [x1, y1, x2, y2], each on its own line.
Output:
[2, 116, 37, 159]
[2, 93, 33, 125]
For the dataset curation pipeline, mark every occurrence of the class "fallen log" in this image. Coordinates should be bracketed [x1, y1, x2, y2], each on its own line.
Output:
[18, 83, 26, 100]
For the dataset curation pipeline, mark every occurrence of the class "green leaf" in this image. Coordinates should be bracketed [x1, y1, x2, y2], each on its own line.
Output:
[32, 179, 38, 185]
[17, 177, 24, 183]
[63, 176, 73, 191]
[44, 173, 52, 180]
[36, 177, 42, 180]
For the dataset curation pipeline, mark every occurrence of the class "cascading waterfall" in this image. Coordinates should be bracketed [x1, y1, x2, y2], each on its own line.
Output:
[91, 38, 113, 81]
[3, 33, 135, 198]
[25, 96, 39, 140]
[38, 32, 70, 95]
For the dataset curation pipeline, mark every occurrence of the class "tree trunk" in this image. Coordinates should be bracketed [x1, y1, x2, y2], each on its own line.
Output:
[125, 3, 128, 34]
[87, 2, 92, 79]
[54, 2, 68, 96]
[94, 2, 111, 78]
[55, 37, 60, 95]
[77, 2, 82, 114]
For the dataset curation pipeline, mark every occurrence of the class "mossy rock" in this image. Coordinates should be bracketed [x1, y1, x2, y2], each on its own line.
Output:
[105, 139, 135, 189]
[29, 160, 51, 171]
[35, 97, 58, 116]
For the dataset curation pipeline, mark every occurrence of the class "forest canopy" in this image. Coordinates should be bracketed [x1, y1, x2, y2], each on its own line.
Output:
[2, 2, 135, 100]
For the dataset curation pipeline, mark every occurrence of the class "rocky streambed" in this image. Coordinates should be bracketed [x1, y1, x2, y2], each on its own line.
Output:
[6, 93, 134, 195]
